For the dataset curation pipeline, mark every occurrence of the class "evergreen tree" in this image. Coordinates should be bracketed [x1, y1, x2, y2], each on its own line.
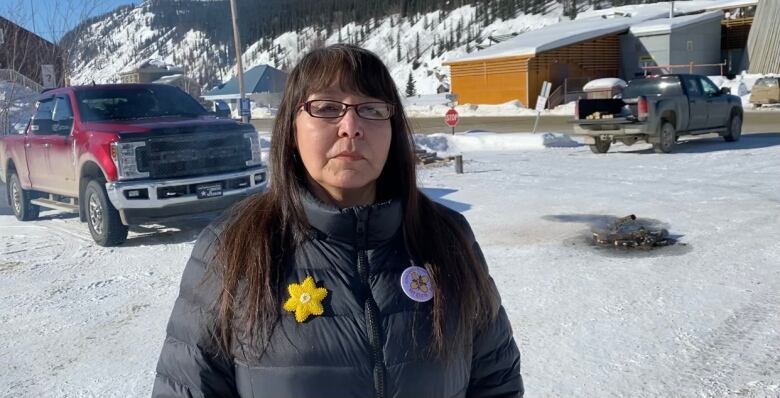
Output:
[405, 72, 416, 97]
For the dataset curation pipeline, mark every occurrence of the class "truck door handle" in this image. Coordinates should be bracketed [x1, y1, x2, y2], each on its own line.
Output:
[43, 143, 51, 148]
[25, 143, 31, 148]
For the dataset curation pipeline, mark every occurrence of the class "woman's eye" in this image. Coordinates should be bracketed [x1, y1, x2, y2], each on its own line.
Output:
[314, 103, 341, 113]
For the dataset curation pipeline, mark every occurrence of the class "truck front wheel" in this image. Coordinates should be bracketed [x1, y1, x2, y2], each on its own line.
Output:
[653, 122, 676, 154]
[8, 172, 40, 221]
[723, 113, 742, 142]
[84, 180, 128, 246]
[589, 137, 611, 154]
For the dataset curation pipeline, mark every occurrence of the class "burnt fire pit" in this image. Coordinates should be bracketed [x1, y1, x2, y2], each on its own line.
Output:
[592, 214, 676, 249]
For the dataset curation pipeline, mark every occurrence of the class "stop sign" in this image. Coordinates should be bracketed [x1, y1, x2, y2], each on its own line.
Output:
[444, 108, 459, 127]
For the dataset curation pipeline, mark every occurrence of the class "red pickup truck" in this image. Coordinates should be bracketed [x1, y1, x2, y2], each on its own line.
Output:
[0, 83, 267, 246]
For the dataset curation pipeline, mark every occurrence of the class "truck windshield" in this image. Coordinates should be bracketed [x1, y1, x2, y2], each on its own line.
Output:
[623, 77, 683, 98]
[75, 85, 209, 122]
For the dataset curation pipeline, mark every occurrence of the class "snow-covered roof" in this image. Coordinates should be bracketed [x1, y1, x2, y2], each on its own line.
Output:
[446, 11, 668, 63]
[704, 0, 757, 10]
[630, 10, 724, 36]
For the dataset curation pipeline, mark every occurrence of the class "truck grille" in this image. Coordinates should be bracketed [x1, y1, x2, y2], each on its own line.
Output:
[137, 132, 252, 179]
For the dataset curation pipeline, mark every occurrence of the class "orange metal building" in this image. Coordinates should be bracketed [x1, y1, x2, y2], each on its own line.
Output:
[445, 34, 620, 107]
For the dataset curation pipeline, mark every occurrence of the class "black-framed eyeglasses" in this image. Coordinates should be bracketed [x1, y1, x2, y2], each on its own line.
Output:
[300, 100, 395, 120]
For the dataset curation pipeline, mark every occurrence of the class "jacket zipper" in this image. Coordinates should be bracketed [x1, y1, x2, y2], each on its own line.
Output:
[355, 210, 386, 398]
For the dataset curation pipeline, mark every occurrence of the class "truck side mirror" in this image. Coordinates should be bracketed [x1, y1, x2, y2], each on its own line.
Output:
[720, 87, 731, 95]
[215, 108, 231, 118]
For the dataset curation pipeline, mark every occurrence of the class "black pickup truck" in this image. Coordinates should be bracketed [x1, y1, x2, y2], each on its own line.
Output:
[572, 74, 743, 153]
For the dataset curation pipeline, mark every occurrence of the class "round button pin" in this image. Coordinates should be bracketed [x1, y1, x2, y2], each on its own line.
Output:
[400, 265, 433, 302]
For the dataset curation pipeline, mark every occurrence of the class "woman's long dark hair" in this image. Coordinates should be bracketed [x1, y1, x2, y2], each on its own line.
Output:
[213, 44, 498, 357]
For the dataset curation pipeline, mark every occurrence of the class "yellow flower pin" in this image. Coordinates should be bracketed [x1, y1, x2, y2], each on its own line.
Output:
[283, 276, 328, 323]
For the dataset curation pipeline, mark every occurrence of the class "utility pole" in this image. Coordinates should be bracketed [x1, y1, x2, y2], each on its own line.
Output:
[670, 1, 675, 19]
[229, 0, 249, 123]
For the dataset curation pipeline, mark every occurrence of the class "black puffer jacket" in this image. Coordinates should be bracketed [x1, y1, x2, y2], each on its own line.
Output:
[152, 192, 523, 398]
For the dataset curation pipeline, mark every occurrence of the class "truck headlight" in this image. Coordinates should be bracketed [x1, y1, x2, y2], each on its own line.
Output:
[110, 141, 150, 180]
[244, 131, 264, 167]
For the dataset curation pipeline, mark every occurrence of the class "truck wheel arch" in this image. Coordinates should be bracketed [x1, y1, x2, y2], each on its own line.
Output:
[79, 161, 108, 222]
[5, 159, 16, 179]
[660, 111, 677, 128]
[5, 160, 16, 204]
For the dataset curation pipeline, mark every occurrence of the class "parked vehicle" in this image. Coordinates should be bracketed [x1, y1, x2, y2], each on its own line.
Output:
[750, 76, 780, 107]
[572, 74, 743, 154]
[0, 83, 267, 246]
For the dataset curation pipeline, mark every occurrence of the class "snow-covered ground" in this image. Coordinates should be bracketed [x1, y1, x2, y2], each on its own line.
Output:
[2, 131, 780, 397]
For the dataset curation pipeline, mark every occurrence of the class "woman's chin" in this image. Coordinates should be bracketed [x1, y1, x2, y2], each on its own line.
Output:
[323, 171, 378, 190]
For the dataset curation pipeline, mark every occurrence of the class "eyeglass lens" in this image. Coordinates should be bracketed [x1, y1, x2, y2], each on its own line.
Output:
[307, 100, 393, 120]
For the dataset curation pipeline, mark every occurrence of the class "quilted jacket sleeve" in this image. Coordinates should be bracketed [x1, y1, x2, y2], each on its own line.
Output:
[151, 225, 239, 398]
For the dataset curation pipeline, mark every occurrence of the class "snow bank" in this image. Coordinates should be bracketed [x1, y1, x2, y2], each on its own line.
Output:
[414, 132, 580, 155]
[251, 106, 277, 119]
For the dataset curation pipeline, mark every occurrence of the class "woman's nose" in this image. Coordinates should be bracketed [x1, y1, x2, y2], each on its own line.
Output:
[337, 108, 364, 138]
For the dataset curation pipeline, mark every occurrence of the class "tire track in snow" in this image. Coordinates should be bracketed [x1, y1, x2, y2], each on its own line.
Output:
[668, 285, 780, 396]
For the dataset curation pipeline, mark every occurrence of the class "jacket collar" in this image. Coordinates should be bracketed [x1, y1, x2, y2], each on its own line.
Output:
[300, 188, 403, 248]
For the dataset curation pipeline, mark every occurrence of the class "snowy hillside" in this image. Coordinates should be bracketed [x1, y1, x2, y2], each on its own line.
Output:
[66, 0, 763, 101]
[67, 1, 565, 93]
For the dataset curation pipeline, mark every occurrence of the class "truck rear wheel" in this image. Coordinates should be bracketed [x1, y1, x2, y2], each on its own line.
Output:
[8, 171, 40, 221]
[84, 179, 128, 246]
[589, 137, 611, 154]
[653, 122, 676, 154]
[723, 113, 742, 142]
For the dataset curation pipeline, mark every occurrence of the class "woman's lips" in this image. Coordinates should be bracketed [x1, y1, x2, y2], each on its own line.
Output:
[334, 152, 363, 161]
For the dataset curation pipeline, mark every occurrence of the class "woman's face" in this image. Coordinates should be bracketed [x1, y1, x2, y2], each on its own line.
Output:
[294, 85, 392, 205]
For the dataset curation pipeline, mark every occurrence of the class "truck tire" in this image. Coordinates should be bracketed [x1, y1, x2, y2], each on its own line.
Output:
[653, 122, 676, 154]
[84, 179, 128, 246]
[589, 137, 611, 154]
[723, 113, 742, 142]
[8, 171, 40, 221]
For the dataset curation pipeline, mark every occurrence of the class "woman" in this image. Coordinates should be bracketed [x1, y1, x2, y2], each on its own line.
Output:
[152, 44, 523, 398]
